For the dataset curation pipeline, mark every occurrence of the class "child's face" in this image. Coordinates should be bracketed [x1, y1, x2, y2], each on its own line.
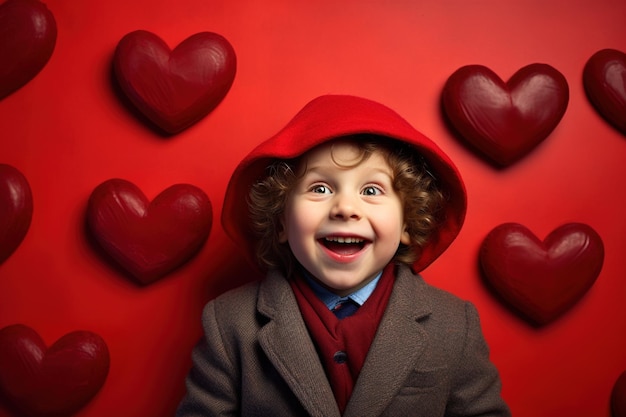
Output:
[279, 140, 410, 296]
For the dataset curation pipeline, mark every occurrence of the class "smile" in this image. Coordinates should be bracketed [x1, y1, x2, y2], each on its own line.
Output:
[324, 236, 365, 244]
[319, 236, 370, 257]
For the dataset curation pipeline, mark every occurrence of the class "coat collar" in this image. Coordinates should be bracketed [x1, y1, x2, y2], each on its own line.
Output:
[345, 265, 432, 417]
[256, 265, 433, 417]
[257, 269, 341, 417]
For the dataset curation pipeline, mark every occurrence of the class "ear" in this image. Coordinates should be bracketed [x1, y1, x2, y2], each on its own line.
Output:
[400, 224, 411, 246]
[278, 218, 288, 243]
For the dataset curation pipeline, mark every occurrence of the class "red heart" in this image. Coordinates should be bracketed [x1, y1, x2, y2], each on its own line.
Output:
[480, 223, 604, 325]
[113, 30, 237, 134]
[86, 179, 212, 284]
[583, 48, 626, 135]
[0, 164, 33, 264]
[442, 63, 569, 166]
[0, 0, 57, 99]
[613, 371, 626, 417]
[0, 324, 109, 417]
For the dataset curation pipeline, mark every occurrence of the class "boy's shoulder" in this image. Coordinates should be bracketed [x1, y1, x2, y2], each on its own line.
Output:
[394, 264, 473, 317]
[199, 278, 263, 336]
[206, 278, 263, 310]
[202, 269, 291, 319]
[200, 270, 299, 342]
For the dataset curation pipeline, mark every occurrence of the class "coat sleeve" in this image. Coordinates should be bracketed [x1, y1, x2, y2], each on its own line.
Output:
[176, 300, 241, 417]
[445, 302, 511, 417]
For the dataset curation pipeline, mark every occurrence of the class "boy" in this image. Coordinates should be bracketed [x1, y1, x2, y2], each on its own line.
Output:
[177, 95, 510, 416]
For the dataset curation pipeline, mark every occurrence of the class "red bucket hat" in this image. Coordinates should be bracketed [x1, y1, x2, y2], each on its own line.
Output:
[222, 95, 467, 273]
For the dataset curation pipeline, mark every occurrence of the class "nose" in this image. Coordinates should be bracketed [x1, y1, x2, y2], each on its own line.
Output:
[330, 193, 361, 221]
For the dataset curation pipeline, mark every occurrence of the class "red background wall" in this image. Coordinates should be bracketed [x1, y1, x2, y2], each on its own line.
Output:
[1, 0, 625, 416]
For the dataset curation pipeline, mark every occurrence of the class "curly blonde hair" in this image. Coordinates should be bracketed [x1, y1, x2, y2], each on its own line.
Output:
[248, 135, 446, 273]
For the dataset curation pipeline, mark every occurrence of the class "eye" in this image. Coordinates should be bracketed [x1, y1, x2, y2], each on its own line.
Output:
[362, 185, 383, 196]
[310, 184, 331, 194]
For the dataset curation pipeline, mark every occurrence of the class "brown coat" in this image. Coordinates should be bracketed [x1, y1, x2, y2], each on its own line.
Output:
[176, 265, 510, 417]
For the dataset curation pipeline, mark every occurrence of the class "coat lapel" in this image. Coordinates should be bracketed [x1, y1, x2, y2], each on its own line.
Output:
[257, 270, 341, 417]
[344, 266, 432, 417]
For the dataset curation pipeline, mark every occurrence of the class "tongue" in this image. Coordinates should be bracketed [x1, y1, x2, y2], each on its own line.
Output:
[324, 241, 362, 255]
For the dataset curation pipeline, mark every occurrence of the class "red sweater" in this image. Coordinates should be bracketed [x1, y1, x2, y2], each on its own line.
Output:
[290, 263, 396, 413]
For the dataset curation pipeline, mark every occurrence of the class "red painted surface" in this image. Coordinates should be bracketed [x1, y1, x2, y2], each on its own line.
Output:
[0, 1, 624, 416]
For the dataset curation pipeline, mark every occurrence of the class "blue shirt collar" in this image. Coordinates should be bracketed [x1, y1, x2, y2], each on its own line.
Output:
[303, 271, 383, 310]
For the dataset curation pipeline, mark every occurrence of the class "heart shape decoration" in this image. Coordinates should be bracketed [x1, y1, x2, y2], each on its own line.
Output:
[113, 30, 237, 134]
[442, 63, 569, 166]
[0, 324, 109, 417]
[583, 48, 626, 135]
[613, 371, 626, 417]
[480, 223, 604, 325]
[87, 179, 212, 284]
[0, 164, 33, 264]
[0, 0, 57, 100]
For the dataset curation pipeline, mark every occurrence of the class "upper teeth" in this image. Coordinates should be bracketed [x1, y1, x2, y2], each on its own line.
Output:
[325, 237, 364, 244]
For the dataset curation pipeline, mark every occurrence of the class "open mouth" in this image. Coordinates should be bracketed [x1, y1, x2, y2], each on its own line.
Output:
[320, 236, 368, 256]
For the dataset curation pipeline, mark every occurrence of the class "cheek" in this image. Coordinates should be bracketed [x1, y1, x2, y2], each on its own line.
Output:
[376, 205, 408, 244]
[373, 213, 402, 236]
